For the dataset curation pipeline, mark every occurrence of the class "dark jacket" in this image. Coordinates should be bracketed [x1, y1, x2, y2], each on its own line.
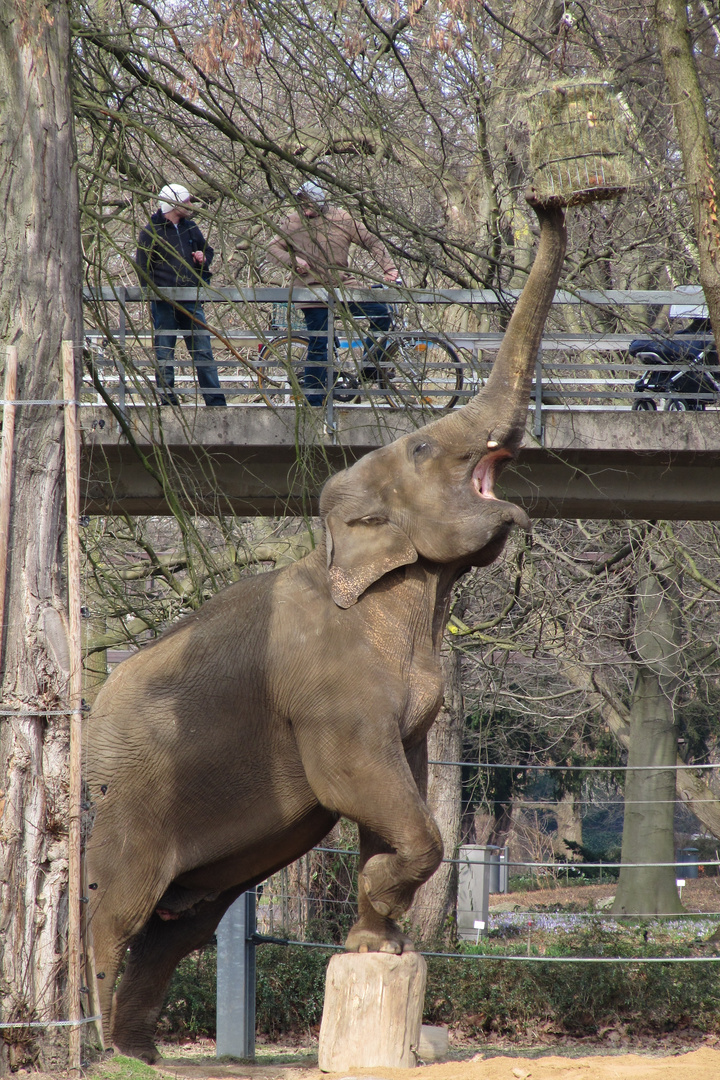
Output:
[136, 211, 214, 288]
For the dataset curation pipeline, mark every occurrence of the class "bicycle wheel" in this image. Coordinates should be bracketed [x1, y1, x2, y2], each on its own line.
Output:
[382, 335, 463, 410]
[257, 334, 308, 405]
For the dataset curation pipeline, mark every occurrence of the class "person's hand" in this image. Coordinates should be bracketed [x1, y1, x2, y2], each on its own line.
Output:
[384, 270, 401, 283]
[192, 250, 205, 265]
[295, 257, 310, 275]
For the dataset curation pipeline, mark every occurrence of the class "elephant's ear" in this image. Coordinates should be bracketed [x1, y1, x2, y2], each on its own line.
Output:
[325, 511, 418, 608]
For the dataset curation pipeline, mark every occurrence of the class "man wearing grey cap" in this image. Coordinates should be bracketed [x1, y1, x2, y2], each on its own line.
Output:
[136, 183, 226, 406]
[268, 181, 399, 405]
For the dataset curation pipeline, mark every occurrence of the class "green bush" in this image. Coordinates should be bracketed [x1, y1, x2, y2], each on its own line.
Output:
[158, 947, 218, 1040]
[160, 944, 330, 1042]
[424, 954, 720, 1037]
[255, 945, 330, 1038]
[424, 922, 720, 1038]
[159, 936, 720, 1043]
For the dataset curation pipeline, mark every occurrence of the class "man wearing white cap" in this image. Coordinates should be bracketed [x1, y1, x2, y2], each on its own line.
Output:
[136, 184, 226, 406]
[268, 181, 399, 405]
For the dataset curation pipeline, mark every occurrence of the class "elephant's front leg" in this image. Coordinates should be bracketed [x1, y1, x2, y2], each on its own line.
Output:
[343, 825, 421, 954]
[302, 732, 442, 954]
[348, 738, 439, 953]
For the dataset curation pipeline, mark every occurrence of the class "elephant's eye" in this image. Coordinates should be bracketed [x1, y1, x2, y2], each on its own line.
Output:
[412, 441, 432, 460]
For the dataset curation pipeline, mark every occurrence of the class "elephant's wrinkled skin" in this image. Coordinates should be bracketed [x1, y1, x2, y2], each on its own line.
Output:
[85, 202, 567, 1062]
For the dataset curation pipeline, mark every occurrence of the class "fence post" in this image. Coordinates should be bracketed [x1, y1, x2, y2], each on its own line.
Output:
[456, 845, 491, 940]
[533, 349, 543, 440]
[62, 340, 83, 1072]
[325, 293, 336, 437]
[0, 345, 18, 665]
[117, 286, 127, 416]
[216, 890, 256, 1060]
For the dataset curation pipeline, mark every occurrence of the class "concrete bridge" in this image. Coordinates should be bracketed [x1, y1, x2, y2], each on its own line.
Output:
[80, 404, 720, 521]
[79, 285, 720, 520]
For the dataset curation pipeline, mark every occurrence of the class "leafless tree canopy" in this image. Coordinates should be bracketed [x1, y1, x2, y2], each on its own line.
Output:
[71, 1, 720, 925]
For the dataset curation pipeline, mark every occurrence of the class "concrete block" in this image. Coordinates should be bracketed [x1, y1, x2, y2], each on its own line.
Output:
[418, 1024, 449, 1062]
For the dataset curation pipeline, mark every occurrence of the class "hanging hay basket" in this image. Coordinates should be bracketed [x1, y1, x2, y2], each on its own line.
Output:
[526, 78, 632, 207]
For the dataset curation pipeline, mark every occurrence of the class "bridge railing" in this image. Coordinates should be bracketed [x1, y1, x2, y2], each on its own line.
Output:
[81, 286, 718, 433]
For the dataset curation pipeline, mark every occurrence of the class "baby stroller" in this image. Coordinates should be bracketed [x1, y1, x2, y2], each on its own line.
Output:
[630, 316, 720, 411]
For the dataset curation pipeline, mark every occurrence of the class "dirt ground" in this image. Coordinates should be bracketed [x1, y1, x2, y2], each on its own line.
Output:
[487, 874, 720, 912]
[142, 1038, 720, 1080]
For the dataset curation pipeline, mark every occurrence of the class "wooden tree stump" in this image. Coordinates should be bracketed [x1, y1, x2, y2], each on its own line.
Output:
[318, 952, 427, 1071]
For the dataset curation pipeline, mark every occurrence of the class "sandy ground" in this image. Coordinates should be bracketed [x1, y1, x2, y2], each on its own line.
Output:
[146, 1040, 720, 1080]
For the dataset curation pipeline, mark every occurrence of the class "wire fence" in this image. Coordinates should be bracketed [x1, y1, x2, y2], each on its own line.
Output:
[249, 752, 720, 964]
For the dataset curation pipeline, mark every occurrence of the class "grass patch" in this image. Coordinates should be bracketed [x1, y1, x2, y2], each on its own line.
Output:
[89, 1055, 158, 1080]
[253, 1046, 318, 1064]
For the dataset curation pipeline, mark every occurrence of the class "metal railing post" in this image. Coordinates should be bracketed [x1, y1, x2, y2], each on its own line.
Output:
[117, 287, 127, 416]
[325, 293, 336, 436]
[216, 889, 256, 1060]
[533, 349, 543, 440]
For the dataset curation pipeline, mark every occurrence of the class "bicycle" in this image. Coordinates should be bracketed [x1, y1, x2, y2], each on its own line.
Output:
[257, 307, 464, 410]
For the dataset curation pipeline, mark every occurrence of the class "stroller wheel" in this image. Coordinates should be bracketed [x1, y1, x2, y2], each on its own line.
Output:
[632, 398, 656, 410]
[667, 398, 688, 411]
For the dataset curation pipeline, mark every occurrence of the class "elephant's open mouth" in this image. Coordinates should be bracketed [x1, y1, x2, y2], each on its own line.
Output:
[472, 448, 513, 499]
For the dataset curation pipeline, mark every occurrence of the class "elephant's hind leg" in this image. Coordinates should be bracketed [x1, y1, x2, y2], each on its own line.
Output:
[111, 886, 243, 1063]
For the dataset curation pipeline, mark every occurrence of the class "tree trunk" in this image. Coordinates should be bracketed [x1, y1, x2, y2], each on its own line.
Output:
[562, 659, 720, 843]
[613, 566, 684, 917]
[552, 792, 583, 858]
[0, 0, 83, 1069]
[408, 647, 463, 946]
[654, 0, 720, 337]
[285, 853, 310, 938]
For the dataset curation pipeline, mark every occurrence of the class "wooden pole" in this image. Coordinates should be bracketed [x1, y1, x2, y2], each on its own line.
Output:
[62, 341, 83, 1072]
[0, 345, 18, 665]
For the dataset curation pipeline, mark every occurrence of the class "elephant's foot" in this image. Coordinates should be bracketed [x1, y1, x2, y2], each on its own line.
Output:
[345, 911, 415, 955]
[359, 853, 417, 921]
[112, 1034, 162, 1065]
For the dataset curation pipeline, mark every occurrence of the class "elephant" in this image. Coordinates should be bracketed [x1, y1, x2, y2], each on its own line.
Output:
[84, 198, 567, 1063]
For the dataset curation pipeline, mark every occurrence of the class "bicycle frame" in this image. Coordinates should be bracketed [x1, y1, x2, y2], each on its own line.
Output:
[258, 299, 463, 421]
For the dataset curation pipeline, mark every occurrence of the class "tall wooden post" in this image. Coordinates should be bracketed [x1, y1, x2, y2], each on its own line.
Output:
[0, 345, 18, 661]
[63, 341, 83, 1071]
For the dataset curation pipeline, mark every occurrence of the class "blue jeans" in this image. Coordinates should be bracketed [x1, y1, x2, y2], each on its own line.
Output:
[151, 300, 227, 406]
[301, 301, 392, 406]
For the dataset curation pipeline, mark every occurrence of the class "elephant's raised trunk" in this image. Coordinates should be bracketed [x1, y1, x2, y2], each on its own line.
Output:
[480, 202, 567, 447]
[431, 201, 567, 456]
